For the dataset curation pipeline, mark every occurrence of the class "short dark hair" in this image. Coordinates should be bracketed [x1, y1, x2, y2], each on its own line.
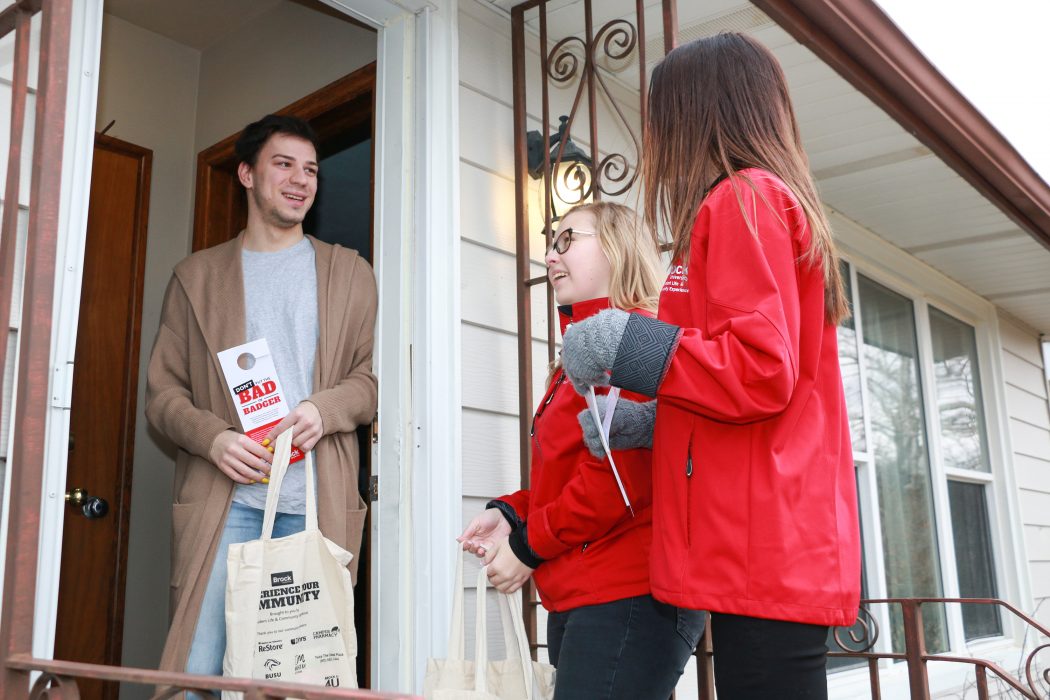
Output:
[234, 114, 320, 169]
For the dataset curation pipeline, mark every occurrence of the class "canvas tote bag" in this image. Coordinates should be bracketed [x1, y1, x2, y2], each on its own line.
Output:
[222, 428, 357, 697]
[424, 551, 555, 699]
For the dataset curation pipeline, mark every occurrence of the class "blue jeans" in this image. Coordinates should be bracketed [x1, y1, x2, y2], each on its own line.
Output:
[547, 594, 704, 700]
[185, 502, 306, 683]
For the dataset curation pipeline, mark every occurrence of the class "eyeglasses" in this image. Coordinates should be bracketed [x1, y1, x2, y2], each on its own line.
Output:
[548, 227, 598, 255]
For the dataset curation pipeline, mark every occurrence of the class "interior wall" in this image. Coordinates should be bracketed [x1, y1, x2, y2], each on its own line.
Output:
[94, 14, 201, 689]
[194, 2, 376, 153]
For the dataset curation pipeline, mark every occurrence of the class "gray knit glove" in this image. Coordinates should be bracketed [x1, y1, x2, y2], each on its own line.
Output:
[561, 308, 630, 394]
[577, 393, 656, 458]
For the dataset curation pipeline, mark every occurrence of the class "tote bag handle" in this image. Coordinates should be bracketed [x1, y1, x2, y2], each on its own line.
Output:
[476, 562, 540, 700]
[260, 428, 319, 539]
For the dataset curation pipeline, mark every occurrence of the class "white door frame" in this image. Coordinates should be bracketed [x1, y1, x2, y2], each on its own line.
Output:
[28, 0, 461, 694]
[319, 0, 462, 691]
[22, 0, 106, 666]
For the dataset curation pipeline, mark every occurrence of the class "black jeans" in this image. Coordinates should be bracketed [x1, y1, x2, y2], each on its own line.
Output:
[547, 594, 704, 700]
[711, 612, 830, 700]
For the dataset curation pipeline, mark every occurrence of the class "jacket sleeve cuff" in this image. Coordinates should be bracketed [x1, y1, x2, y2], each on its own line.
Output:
[486, 500, 524, 530]
[508, 526, 545, 569]
[610, 313, 682, 397]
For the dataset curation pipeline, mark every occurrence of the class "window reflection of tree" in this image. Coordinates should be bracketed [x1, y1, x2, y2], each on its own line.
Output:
[859, 276, 948, 654]
[930, 309, 989, 473]
[837, 322, 866, 452]
[838, 263, 867, 452]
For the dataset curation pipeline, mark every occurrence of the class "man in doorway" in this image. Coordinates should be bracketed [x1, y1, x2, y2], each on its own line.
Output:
[145, 114, 377, 681]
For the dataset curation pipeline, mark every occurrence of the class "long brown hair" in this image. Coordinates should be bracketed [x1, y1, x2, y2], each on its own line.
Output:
[642, 32, 848, 325]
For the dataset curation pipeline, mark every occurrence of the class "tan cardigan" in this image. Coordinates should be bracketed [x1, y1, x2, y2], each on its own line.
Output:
[145, 233, 377, 674]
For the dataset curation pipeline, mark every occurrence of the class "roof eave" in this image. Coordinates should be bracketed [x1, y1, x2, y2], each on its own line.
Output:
[751, 0, 1050, 253]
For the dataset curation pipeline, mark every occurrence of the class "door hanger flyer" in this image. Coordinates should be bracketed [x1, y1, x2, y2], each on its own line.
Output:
[218, 338, 304, 464]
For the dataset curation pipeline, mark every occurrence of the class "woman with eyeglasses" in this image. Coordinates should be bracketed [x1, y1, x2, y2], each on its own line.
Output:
[458, 201, 704, 699]
[559, 33, 860, 699]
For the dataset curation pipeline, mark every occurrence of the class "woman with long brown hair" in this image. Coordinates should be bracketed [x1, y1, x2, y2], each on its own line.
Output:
[560, 33, 860, 698]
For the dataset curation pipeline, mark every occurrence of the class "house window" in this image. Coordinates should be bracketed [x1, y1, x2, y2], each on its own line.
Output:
[834, 262, 1001, 665]
[930, 308, 1001, 640]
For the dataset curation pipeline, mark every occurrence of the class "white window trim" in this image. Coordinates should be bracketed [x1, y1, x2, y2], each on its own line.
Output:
[827, 207, 1036, 695]
[30, 0, 461, 694]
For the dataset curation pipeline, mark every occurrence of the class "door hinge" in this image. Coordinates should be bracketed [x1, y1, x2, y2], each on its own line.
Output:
[368, 475, 379, 502]
[52, 361, 74, 409]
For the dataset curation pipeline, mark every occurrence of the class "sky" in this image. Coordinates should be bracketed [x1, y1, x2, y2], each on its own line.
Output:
[874, 0, 1050, 185]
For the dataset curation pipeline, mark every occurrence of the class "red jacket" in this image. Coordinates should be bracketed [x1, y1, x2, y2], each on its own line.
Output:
[498, 298, 655, 613]
[612, 170, 860, 627]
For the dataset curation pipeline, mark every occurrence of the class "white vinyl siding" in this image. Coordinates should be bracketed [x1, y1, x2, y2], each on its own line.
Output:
[997, 313, 1050, 628]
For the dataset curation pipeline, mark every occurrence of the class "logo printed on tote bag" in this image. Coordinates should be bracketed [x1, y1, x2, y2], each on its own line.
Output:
[325, 676, 340, 687]
[271, 571, 294, 586]
[313, 626, 340, 640]
[257, 641, 283, 653]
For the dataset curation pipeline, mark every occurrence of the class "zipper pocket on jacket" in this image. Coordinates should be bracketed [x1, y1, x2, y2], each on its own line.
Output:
[581, 542, 589, 554]
[685, 432, 693, 547]
[530, 374, 565, 437]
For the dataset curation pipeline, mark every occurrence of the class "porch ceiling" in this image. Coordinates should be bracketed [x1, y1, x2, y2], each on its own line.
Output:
[104, 0, 283, 49]
[497, 0, 1050, 334]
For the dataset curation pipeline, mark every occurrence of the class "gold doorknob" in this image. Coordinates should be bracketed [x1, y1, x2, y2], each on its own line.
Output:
[65, 488, 87, 507]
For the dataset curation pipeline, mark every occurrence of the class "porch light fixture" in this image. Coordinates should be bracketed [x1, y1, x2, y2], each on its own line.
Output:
[527, 115, 593, 216]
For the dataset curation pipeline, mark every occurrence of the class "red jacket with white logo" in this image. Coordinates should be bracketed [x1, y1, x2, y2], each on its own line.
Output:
[497, 298, 655, 613]
[610, 169, 860, 627]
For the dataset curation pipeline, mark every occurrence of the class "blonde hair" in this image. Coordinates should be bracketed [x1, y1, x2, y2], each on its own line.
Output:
[563, 201, 662, 314]
[547, 202, 663, 385]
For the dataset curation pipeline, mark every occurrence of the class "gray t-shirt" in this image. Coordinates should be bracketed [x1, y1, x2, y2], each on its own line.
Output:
[232, 237, 319, 515]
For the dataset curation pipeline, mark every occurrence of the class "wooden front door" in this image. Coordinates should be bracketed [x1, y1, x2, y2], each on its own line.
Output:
[53, 134, 151, 700]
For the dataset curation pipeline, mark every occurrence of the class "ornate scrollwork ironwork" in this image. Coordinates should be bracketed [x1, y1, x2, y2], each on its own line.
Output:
[28, 673, 80, 700]
[1024, 641, 1050, 699]
[541, 16, 643, 206]
[832, 606, 879, 654]
[555, 159, 592, 205]
[596, 152, 633, 197]
[593, 18, 637, 65]
[547, 36, 585, 85]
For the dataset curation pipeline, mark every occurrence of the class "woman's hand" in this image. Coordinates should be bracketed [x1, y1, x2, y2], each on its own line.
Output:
[561, 308, 630, 393]
[577, 394, 656, 457]
[484, 537, 534, 594]
[457, 508, 512, 558]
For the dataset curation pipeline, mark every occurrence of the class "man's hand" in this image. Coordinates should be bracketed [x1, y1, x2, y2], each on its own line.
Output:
[209, 430, 273, 484]
[265, 401, 324, 451]
[457, 508, 512, 558]
[484, 537, 534, 594]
